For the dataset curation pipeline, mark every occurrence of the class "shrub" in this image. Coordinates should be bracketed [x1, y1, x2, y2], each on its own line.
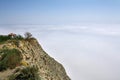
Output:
[0, 35, 11, 43]
[20, 60, 29, 66]
[0, 34, 24, 44]
[9, 66, 41, 80]
[14, 35, 24, 40]
[24, 32, 32, 39]
[0, 48, 22, 71]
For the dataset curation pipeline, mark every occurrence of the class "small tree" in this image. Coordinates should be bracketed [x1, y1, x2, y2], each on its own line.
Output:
[24, 32, 32, 39]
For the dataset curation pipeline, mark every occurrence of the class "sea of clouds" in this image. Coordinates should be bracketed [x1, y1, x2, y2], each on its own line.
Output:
[0, 24, 120, 80]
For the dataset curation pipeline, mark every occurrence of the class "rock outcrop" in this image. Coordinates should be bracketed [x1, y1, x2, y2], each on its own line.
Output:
[0, 37, 70, 80]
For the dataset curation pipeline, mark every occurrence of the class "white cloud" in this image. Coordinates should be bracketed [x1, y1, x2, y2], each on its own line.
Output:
[0, 24, 120, 80]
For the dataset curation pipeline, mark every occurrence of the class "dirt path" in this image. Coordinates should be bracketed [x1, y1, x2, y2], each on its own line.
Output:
[0, 69, 15, 80]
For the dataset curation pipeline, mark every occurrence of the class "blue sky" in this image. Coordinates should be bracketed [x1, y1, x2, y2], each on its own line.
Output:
[0, 0, 120, 24]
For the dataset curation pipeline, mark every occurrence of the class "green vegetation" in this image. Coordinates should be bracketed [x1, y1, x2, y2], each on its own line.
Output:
[0, 35, 11, 43]
[0, 35, 24, 44]
[9, 66, 41, 80]
[0, 32, 33, 44]
[0, 48, 22, 71]
[14, 35, 24, 40]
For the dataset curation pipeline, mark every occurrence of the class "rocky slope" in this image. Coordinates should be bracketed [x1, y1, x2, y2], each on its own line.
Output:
[0, 37, 70, 80]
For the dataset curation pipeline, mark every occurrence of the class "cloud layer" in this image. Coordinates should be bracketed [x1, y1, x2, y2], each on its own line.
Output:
[0, 24, 120, 80]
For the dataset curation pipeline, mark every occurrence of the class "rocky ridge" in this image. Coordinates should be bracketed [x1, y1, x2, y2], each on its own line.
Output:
[0, 37, 70, 80]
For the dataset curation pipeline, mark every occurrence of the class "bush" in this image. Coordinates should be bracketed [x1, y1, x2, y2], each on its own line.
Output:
[14, 35, 24, 40]
[0, 48, 22, 71]
[0, 34, 24, 44]
[24, 32, 32, 39]
[20, 60, 29, 66]
[0, 35, 11, 43]
[9, 66, 41, 80]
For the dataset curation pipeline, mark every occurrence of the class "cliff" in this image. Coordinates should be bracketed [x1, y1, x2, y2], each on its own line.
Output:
[0, 35, 70, 80]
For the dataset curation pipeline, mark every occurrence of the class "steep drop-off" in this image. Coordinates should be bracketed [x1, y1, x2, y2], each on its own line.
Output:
[0, 37, 70, 80]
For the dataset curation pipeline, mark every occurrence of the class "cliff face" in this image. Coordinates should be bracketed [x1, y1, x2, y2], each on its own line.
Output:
[0, 38, 70, 80]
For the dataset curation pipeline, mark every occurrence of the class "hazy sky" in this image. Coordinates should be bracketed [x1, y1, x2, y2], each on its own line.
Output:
[0, 0, 120, 80]
[0, 0, 120, 24]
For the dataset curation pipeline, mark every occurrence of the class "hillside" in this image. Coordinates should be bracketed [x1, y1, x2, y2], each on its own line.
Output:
[0, 33, 70, 80]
